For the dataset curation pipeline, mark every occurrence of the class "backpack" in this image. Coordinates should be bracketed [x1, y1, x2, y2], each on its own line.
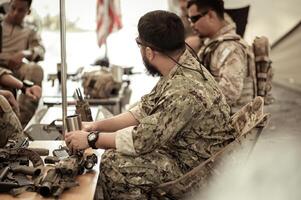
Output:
[199, 35, 274, 105]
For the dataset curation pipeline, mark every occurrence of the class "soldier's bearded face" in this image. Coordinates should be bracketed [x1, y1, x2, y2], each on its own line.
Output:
[142, 53, 161, 77]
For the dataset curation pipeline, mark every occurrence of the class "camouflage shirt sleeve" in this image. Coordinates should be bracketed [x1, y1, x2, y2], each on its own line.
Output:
[115, 126, 137, 156]
[131, 93, 200, 155]
[128, 103, 145, 123]
[28, 28, 45, 62]
[210, 42, 247, 105]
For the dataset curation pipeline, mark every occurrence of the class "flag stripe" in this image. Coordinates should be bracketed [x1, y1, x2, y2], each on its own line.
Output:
[96, 0, 122, 47]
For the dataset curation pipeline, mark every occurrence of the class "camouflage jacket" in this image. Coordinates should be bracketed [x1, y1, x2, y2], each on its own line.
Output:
[197, 21, 255, 109]
[0, 95, 24, 147]
[118, 50, 236, 173]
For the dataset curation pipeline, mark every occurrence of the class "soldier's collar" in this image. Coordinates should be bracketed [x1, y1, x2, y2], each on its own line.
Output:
[211, 21, 236, 41]
[166, 49, 197, 79]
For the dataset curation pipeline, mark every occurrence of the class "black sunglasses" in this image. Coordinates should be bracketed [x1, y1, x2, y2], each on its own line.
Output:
[188, 11, 208, 23]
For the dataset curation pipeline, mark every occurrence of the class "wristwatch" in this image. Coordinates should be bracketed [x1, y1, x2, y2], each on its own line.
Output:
[21, 80, 34, 94]
[87, 131, 100, 149]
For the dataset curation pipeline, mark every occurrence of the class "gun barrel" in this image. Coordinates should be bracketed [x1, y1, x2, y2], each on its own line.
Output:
[28, 148, 49, 156]
[76, 88, 83, 101]
[11, 166, 41, 176]
[40, 181, 52, 197]
[0, 181, 19, 192]
[39, 168, 58, 197]
[0, 166, 10, 181]
[44, 156, 60, 164]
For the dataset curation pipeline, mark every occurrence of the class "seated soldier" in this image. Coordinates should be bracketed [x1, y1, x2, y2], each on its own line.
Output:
[0, 0, 45, 126]
[187, 0, 256, 112]
[65, 10, 237, 199]
[0, 67, 41, 125]
[0, 90, 25, 147]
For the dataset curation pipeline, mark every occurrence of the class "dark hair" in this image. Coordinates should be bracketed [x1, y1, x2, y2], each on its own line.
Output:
[187, 0, 224, 19]
[138, 10, 185, 53]
[12, 0, 32, 8]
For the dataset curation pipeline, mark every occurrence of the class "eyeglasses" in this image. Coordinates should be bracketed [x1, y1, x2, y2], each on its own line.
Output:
[187, 11, 208, 23]
[135, 37, 162, 52]
[135, 37, 144, 48]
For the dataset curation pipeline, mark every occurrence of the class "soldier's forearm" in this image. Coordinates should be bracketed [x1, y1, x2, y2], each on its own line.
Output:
[0, 74, 23, 89]
[94, 111, 138, 132]
[95, 132, 116, 149]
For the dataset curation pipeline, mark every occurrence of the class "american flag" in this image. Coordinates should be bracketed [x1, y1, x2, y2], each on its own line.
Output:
[96, 0, 122, 47]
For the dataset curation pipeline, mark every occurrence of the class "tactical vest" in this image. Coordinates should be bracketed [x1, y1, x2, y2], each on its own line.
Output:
[199, 35, 274, 106]
[199, 34, 257, 108]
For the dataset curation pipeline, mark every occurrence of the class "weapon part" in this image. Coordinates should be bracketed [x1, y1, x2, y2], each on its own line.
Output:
[75, 88, 93, 122]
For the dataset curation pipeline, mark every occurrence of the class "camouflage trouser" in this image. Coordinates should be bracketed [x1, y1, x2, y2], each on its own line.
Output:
[98, 149, 183, 200]
[0, 95, 24, 147]
[15, 62, 44, 127]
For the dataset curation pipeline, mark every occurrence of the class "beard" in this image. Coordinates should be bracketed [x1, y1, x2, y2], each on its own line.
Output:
[142, 55, 161, 77]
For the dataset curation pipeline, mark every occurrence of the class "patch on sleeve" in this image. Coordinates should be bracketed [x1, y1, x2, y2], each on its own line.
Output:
[218, 47, 233, 65]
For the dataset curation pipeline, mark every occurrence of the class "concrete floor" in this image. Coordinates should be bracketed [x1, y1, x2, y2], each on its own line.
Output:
[198, 83, 301, 200]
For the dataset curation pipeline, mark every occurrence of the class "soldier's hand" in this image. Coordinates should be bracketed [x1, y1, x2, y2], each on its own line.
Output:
[0, 90, 19, 113]
[25, 85, 42, 101]
[65, 130, 89, 153]
[7, 52, 24, 70]
[82, 121, 96, 132]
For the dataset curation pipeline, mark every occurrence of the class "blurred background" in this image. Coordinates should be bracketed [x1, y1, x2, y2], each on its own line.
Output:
[28, 0, 301, 102]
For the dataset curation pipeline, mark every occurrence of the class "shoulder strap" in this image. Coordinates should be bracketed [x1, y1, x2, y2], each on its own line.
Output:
[201, 35, 241, 71]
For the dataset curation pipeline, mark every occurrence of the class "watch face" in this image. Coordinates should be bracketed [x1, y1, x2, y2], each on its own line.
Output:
[88, 133, 96, 141]
[23, 79, 34, 86]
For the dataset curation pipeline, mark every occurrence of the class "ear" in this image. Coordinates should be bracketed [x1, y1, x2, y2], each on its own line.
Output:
[27, 9, 31, 15]
[207, 10, 216, 22]
[145, 47, 155, 60]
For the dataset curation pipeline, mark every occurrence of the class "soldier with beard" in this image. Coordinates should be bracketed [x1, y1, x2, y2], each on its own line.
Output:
[65, 10, 237, 199]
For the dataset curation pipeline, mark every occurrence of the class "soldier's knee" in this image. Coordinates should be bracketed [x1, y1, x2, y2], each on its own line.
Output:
[30, 64, 44, 86]
[0, 95, 23, 146]
[21, 63, 44, 86]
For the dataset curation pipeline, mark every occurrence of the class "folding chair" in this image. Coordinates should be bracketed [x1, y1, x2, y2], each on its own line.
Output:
[153, 97, 270, 199]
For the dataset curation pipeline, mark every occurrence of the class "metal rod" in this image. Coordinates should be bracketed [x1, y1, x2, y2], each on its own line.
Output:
[59, 0, 67, 134]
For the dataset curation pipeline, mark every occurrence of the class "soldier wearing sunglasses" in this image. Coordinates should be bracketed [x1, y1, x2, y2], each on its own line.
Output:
[187, 0, 255, 112]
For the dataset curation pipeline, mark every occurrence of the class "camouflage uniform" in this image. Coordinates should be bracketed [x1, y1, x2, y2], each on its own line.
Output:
[0, 95, 24, 147]
[0, 16, 45, 126]
[197, 20, 256, 112]
[99, 50, 237, 199]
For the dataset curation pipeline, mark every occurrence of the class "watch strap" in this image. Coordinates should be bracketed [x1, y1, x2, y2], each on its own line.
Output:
[88, 131, 99, 149]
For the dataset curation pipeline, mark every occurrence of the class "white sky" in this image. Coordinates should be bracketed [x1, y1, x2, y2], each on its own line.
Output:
[32, 0, 168, 30]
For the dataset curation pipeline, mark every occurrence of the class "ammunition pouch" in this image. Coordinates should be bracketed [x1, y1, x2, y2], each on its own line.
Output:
[253, 36, 274, 105]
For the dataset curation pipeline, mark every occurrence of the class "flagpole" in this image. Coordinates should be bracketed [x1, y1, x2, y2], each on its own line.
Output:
[59, 0, 67, 134]
[104, 39, 108, 60]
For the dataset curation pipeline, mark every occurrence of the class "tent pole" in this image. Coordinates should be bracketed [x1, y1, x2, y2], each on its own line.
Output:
[59, 0, 67, 134]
